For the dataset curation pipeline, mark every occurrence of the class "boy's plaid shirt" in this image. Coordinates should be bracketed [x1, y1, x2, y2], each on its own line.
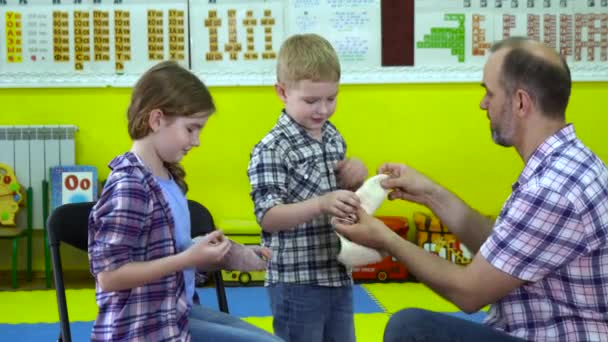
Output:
[248, 111, 352, 286]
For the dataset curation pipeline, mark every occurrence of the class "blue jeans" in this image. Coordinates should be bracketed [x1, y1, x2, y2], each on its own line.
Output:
[268, 283, 355, 342]
[189, 304, 283, 342]
[384, 308, 526, 342]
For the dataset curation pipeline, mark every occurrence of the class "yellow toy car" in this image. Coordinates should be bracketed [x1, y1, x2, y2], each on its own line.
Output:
[221, 270, 265, 286]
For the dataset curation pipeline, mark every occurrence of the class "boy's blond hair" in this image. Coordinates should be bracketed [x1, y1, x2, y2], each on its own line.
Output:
[277, 33, 340, 86]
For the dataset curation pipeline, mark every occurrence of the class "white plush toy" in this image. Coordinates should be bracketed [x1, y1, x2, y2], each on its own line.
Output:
[335, 174, 390, 267]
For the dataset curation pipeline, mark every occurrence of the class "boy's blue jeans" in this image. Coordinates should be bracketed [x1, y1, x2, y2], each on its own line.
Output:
[268, 283, 356, 342]
[189, 304, 283, 342]
[384, 308, 526, 342]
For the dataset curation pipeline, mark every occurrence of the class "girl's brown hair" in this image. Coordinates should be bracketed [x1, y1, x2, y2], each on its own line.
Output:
[127, 61, 215, 193]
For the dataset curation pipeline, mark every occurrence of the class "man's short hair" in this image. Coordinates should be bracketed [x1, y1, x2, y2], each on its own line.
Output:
[491, 37, 572, 119]
[276, 33, 340, 86]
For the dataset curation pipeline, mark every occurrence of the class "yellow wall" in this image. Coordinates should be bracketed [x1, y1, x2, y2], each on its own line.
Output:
[1, 82, 607, 271]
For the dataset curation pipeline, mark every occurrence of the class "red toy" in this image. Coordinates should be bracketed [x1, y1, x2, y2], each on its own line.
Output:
[352, 216, 409, 282]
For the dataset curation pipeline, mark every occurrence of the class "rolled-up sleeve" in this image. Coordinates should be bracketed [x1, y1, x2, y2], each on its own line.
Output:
[88, 178, 149, 276]
[248, 147, 288, 223]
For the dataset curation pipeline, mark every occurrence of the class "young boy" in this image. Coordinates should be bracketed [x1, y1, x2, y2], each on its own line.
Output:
[247, 34, 367, 342]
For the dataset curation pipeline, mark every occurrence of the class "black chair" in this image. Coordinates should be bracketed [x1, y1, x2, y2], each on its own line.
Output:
[187, 200, 229, 313]
[48, 200, 229, 342]
[47, 202, 94, 342]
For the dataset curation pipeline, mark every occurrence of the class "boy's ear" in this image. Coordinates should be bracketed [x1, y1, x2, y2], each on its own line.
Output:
[274, 82, 288, 103]
[148, 109, 164, 132]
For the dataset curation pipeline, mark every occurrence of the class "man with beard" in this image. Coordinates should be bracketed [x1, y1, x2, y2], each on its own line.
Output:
[334, 37, 608, 341]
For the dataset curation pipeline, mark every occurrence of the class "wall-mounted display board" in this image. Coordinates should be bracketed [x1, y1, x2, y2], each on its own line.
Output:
[0, 0, 605, 87]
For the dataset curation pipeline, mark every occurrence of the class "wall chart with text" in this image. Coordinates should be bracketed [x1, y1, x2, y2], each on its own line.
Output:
[0, 0, 605, 87]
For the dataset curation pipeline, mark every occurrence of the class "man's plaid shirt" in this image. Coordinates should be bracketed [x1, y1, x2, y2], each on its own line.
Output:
[248, 111, 352, 287]
[480, 125, 608, 341]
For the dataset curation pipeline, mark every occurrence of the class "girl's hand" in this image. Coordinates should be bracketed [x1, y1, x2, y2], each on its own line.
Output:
[186, 230, 231, 270]
[222, 242, 270, 271]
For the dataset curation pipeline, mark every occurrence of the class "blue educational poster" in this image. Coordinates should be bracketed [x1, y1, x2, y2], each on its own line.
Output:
[50, 165, 98, 211]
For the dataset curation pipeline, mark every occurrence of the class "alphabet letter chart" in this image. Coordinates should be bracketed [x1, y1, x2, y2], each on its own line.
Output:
[0, 0, 606, 86]
[0, 0, 188, 87]
[49, 164, 98, 211]
[413, 0, 607, 81]
[189, 0, 284, 85]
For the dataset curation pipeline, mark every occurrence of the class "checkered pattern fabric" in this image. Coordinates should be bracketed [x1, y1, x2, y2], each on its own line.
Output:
[248, 111, 352, 286]
[481, 125, 608, 341]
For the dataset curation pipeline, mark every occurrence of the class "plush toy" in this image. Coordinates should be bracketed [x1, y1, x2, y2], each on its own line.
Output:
[221, 241, 270, 271]
[335, 174, 389, 267]
[0, 163, 23, 226]
[192, 236, 270, 271]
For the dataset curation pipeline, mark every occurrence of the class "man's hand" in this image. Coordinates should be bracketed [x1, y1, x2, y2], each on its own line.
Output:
[336, 158, 368, 190]
[378, 163, 438, 205]
[333, 207, 397, 250]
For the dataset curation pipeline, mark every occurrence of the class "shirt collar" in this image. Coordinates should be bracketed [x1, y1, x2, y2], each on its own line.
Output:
[514, 124, 576, 189]
[108, 151, 152, 177]
[276, 110, 339, 145]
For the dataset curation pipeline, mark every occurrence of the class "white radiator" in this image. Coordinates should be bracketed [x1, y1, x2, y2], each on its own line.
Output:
[0, 125, 78, 229]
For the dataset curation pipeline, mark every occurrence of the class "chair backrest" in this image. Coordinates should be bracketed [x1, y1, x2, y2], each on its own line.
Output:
[47, 201, 95, 342]
[47, 201, 95, 252]
[188, 199, 216, 237]
[187, 199, 229, 313]
[48, 200, 229, 342]
[49, 201, 215, 247]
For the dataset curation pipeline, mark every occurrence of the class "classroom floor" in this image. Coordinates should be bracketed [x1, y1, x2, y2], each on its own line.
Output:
[0, 278, 487, 342]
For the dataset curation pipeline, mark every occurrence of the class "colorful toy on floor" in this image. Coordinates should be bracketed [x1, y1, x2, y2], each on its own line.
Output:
[414, 212, 472, 265]
[0, 163, 23, 226]
[352, 216, 409, 282]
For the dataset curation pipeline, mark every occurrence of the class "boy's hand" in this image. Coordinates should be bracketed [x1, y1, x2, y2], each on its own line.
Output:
[319, 190, 360, 218]
[336, 158, 368, 190]
[186, 230, 231, 270]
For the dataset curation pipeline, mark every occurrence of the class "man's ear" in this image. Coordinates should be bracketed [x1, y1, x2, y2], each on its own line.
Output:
[148, 109, 164, 132]
[274, 82, 288, 103]
[514, 89, 533, 118]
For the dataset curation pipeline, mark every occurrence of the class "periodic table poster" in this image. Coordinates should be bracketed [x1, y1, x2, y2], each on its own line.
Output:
[0, 0, 606, 86]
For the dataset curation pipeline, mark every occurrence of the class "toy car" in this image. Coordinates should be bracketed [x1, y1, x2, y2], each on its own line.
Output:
[351, 216, 410, 282]
[221, 270, 265, 286]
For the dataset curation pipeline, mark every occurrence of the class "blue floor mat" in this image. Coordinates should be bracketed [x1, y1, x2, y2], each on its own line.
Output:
[197, 285, 383, 316]
[446, 311, 487, 322]
[0, 285, 486, 341]
[0, 321, 94, 341]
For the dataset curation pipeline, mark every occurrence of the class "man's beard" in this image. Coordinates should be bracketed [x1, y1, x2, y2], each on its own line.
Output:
[491, 101, 513, 147]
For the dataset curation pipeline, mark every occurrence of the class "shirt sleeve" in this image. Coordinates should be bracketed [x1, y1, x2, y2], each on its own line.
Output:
[480, 185, 585, 282]
[247, 146, 288, 224]
[89, 176, 150, 276]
